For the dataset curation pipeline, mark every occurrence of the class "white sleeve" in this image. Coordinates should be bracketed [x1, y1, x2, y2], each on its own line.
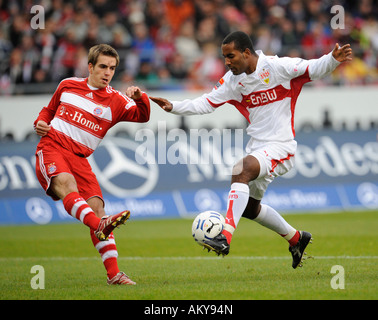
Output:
[275, 51, 340, 82]
[171, 94, 216, 115]
[171, 71, 238, 115]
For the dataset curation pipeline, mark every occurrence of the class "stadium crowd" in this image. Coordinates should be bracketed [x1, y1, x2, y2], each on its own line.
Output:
[0, 0, 377, 95]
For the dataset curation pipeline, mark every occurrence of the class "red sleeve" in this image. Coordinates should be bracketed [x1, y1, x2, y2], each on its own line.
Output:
[33, 81, 64, 127]
[120, 92, 150, 123]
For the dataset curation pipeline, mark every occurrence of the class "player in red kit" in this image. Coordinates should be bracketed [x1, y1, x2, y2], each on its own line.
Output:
[34, 44, 150, 285]
[151, 31, 352, 269]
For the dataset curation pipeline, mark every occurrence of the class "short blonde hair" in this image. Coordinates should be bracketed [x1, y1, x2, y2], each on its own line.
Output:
[88, 44, 120, 67]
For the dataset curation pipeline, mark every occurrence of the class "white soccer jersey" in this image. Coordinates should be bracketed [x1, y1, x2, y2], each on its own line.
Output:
[171, 50, 340, 150]
[35, 77, 150, 157]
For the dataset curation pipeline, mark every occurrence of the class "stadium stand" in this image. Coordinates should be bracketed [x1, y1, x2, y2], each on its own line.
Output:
[0, 0, 377, 95]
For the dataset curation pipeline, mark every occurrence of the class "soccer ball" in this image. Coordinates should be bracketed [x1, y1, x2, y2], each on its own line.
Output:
[192, 211, 225, 245]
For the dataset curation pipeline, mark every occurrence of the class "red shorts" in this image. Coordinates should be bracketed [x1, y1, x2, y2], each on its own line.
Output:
[35, 143, 103, 202]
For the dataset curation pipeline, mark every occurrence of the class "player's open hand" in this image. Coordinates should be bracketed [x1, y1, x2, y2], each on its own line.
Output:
[149, 96, 173, 112]
[332, 43, 353, 63]
[35, 120, 51, 137]
[126, 86, 143, 100]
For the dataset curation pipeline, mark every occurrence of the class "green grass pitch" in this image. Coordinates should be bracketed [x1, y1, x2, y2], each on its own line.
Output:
[0, 210, 377, 300]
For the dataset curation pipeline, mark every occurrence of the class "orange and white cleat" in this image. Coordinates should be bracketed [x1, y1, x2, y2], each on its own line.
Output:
[94, 211, 130, 241]
[107, 272, 136, 285]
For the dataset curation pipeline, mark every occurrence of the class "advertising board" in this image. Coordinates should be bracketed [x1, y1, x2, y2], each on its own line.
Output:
[0, 129, 377, 225]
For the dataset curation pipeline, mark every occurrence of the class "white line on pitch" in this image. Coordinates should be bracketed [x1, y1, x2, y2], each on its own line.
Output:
[1, 255, 377, 262]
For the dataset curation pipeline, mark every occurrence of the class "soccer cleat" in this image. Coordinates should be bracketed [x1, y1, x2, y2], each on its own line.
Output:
[107, 271, 136, 285]
[94, 211, 130, 241]
[202, 233, 230, 256]
[289, 231, 312, 269]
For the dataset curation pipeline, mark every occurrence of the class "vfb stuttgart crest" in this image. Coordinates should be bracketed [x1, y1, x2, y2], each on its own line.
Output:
[259, 68, 270, 85]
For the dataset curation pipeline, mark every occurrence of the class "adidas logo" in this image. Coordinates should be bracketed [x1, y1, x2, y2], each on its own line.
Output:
[86, 92, 93, 99]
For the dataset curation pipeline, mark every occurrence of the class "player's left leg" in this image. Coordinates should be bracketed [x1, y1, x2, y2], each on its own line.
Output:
[243, 198, 300, 245]
[241, 142, 312, 268]
[243, 199, 312, 268]
[87, 197, 119, 278]
[87, 196, 135, 285]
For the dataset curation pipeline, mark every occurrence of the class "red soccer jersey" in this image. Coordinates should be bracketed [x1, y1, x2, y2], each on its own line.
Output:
[35, 77, 150, 157]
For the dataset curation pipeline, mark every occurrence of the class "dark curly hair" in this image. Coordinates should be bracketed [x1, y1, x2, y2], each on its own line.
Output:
[222, 31, 256, 54]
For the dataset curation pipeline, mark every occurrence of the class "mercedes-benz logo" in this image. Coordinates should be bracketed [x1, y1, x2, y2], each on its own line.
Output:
[194, 188, 222, 212]
[88, 137, 159, 198]
[357, 182, 378, 209]
[25, 197, 53, 224]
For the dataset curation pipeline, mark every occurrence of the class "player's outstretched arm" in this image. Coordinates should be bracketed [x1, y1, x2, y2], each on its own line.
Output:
[332, 43, 353, 63]
[149, 96, 173, 112]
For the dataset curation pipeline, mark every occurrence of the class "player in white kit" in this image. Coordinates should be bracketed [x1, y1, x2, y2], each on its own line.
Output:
[151, 31, 352, 268]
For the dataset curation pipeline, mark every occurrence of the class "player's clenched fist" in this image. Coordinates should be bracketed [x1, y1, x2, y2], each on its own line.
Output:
[126, 86, 143, 100]
[34, 120, 51, 137]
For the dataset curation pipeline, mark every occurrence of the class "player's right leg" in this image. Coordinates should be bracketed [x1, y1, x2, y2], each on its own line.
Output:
[35, 149, 128, 240]
[54, 175, 129, 240]
[203, 155, 259, 255]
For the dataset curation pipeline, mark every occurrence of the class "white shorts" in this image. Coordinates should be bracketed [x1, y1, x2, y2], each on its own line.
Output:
[247, 140, 297, 200]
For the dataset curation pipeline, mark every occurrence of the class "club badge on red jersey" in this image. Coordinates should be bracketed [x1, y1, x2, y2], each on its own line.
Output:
[93, 107, 103, 116]
[47, 162, 57, 174]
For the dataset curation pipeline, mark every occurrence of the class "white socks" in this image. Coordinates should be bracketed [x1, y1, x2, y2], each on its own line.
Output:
[222, 183, 299, 246]
[223, 183, 250, 243]
[254, 204, 297, 241]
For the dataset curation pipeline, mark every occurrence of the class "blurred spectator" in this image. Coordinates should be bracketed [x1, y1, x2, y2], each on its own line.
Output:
[301, 21, 334, 59]
[63, 9, 88, 43]
[280, 19, 301, 55]
[51, 27, 78, 81]
[0, 28, 12, 74]
[167, 53, 188, 80]
[131, 22, 155, 64]
[188, 42, 225, 89]
[163, 0, 194, 35]
[74, 45, 89, 78]
[255, 25, 281, 56]
[19, 34, 40, 83]
[98, 11, 132, 47]
[361, 15, 378, 51]
[0, 0, 376, 95]
[155, 26, 176, 67]
[34, 20, 56, 73]
[8, 47, 24, 84]
[174, 19, 202, 70]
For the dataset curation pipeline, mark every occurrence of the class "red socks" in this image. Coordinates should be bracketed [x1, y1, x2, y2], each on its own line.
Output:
[63, 192, 100, 230]
[90, 230, 120, 279]
[286, 230, 300, 246]
[63, 192, 120, 279]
